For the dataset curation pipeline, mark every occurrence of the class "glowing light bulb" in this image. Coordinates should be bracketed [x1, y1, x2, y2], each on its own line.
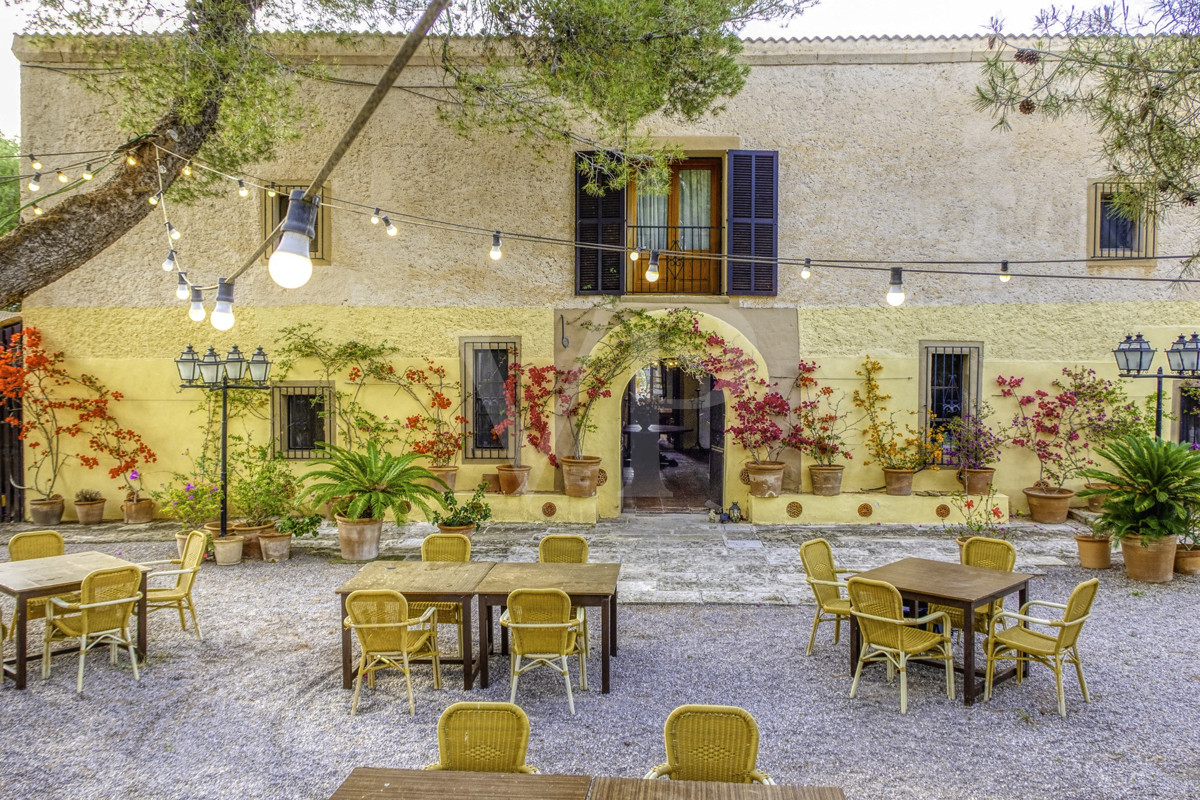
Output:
[237, 179, 248, 198]
[175, 272, 190, 301]
[370, 208, 381, 225]
[181, 164, 192, 177]
[148, 191, 161, 206]
[126, 154, 138, 167]
[999, 261, 1012, 283]
[268, 190, 317, 289]
[886, 267, 906, 307]
[383, 216, 397, 236]
[267, 184, 276, 198]
[32, 204, 44, 216]
[81, 165, 94, 181]
[162, 249, 177, 272]
[56, 170, 68, 183]
[188, 287, 205, 322]
[166, 222, 180, 240]
[645, 251, 660, 283]
[29, 155, 42, 171]
[490, 231, 502, 261]
[210, 278, 235, 331]
[801, 258, 812, 280]
[630, 249, 640, 262]
[27, 173, 40, 192]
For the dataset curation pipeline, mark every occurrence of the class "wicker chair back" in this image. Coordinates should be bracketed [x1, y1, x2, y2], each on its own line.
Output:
[79, 565, 142, 635]
[538, 534, 589, 564]
[799, 538, 841, 608]
[9, 530, 64, 561]
[506, 588, 575, 655]
[661, 704, 763, 784]
[846, 577, 906, 652]
[434, 702, 533, 773]
[961, 537, 1017, 571]
[422, 533, 471, 562]
[1058, 578, 1099, 650]
[345, 590, 413, 653]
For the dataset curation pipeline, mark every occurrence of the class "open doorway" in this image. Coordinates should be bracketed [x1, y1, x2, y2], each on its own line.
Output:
[620, 361, 724, 512]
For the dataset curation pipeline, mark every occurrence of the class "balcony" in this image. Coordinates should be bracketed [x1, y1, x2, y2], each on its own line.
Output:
[627, 225, 723, 295]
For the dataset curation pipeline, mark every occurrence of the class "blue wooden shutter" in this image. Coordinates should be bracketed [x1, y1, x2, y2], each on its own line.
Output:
[726, 150, 778, 295]
[575, 152, 625, 295]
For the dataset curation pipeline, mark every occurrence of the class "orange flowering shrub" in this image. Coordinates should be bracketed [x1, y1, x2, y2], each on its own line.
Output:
[852, 356, 941, 471]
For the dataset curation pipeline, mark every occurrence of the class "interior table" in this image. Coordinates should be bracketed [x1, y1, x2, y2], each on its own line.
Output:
[327, 767, 592, 800]
[335, 560, 495, 691]
[848, 557, 1034, 705]
[588, 777, 845, 800]
[0, 551, 149, 689]
[475, 562, 620, 693]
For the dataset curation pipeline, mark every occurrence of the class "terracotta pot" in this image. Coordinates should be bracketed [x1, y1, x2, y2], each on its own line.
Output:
[121, 498, 155, 524]
[424, 466, 458, 493]
[175, 530, 190, 558]
[1121, 535, 1177, 583]
[74, 499, 106, 525]
[259, 530, 293, 563]
[497, 464, 532, 496]
[1075, 535, 1112, 570]
[1022, 487, 1075, 524]
[436, 523, 476, 538]
[335, 515, 383, 561]
[956, 468, 996, 496]
[1175, 543, 1200, 576]
[231, 521, 276, 561]
[882, 468, 916, 496]
[561, 456, 602, 498]
[212, 534, 245, 566]
[808, 465, 844, 496]
[955, 535, 970, 555]
[1083, 482, 1115, 513]
[745, 461, 786, 498]
[29, 496, 65, 526]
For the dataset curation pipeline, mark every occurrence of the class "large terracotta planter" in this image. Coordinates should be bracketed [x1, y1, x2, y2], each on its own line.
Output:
[808, 465, 844, 496]
[1075, 535, 1112, 570]
[436, 523, 476, 539]
[745, 461, 786, 498]
[882, 468, 916, 496]
[175, 530, 190, 558]
[1121, 535, 1177, 583]
[957, 468, 996, 496]
[213, 534, 245, 566]
[29, 496, 65, 526]
[231, 521, 276, 561]
[1083, 482, 1115, 513]
[122, 498, 155, 524]
[561, 456, 602, 498]
[73, 499, 106, 525]
[1022, 487, 1075, 524]
[259, 530, 293, 563]
[424, 466, 458, 493]
[1175, 543, 1200, 576]
[497, 464, 532, 496]
[335, 515, 383, 561]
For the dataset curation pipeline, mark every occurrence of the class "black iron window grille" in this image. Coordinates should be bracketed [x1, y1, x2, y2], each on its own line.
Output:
[626, 225, 724, 295]
[272, 383, 334, 459]
[462, 340, 517, 460]
[1091, 181, 1153, 259]
[921, 344, 983, 465]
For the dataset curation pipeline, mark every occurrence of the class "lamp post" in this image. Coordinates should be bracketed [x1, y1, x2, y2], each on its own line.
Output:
[1111, 332, 1200, 439]
[175, 344, 272, 536]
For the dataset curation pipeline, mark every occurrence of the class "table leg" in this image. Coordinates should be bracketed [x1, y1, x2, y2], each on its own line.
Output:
[962, 601, 977, 705]
[136, 572, 148, 661]
[478, 596, 490, 690]
[460, 594, 474, 691]
[849, 613, 860, 677]
[500, 604, 509, 656]
[340, 594, 352, 690]
[15, 596, 28, 690]
[610, 590, 618, 656]
[1017, 583, 1029, 679]
[601, 598, 610, 694]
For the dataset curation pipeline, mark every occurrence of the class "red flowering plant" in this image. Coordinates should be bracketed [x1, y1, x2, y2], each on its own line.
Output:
[942, 484, 1011, 540]
[0, 327, 157, 500]
[784, 360, 855, 466]
[492, 360, 558, 467]
[725, 378, 792, 464]
[370, 359, 471, 467]
[997, 366, 1151, 490]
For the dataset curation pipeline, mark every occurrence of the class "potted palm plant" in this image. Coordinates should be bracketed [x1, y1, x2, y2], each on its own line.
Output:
[298, 441, 446, 561]
[1080, 434, 1200, 582]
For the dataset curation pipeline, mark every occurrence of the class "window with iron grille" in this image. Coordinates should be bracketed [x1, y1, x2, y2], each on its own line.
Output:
[1179, 385, 1200, 445]
[272, 383, 335, 459]
[918, 342, 983, 465]
[1088, 181, 1154, 260]
[263, 182, 332, 264]
[462, 339, 518, 460]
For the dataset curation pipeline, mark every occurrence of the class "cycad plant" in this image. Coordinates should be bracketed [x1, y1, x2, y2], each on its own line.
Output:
[1080, 434, 1200, 542]
[298, 441, 446, 522]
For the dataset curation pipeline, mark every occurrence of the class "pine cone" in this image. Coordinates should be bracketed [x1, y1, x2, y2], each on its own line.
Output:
[1014, 49, 1040, 65]
[1182, 194, 1196, 207]
[1018, 99, 1036, 115]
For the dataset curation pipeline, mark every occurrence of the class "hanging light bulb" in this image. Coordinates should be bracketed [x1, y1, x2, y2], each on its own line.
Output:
[148, 191, 161, 206]
[81, 165, 94, 181]
[166, 222, 180, 240]
[188, 287, 206, 322]
[801, 258, 812, 280]
[267, 183, 277, 198]
[159, 163, 167, 175]
[490, 231, 503, 261]
[268, 189, 318, 289]
[998, 260, 1012, 283]
[31, 204, 44, 216]
[210, 278, 235, 331]
[181, 163, 192, 177]
[27, 172, 40, 192]
[629, 249, 640, 262]
[237, 179, 249, 198]
[55, 170, 68, 184]
[161, 249, 178, 272]
[126, 153, 138, 167]
[645, 251, 660, 283]
[370, 208, 381, 225]
[886, 267, 906, 307]
[383, 216, 397, 236]
[175, 272, 190, 301]
[29, 155, 42, 171]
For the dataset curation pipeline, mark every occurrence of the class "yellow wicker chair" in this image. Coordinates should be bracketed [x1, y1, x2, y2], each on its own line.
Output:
[140, 530, 206, 641]
[644, 704, 774, 784]
[343, 589, 442, 715]
[7, 529, 76, 629]
[798, 537, 855, 655]
[424, 701, 538, 773]
[847, 576, 955, 714]
[41, 564, 143, 695]
[537, 534, 590, 653]
[984, 577, 1099, 718]
[500, 588, 586, 714]
[931, 537, 1017, 633]
[409, 533, 471, 657]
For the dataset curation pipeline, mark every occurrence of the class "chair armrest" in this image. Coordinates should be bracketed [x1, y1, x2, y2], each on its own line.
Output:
[643, 764, 671, 780]
[834, 568, 858, 575]
[407, 606, 437, 626]
[806, 577, 849, 590]
[138, 558, 182, 567]
[48, 596, 81, 611]
[517, 765, 539, 774]
[749, 769, 775, 785]
[990, 609, 1059, 630]
[147, 567, 197, 580]
[1018, 599, 1068, 614]
[61, 592, 143, 611]
[423, 763, 443, 771]
[852, 609, 949, 629]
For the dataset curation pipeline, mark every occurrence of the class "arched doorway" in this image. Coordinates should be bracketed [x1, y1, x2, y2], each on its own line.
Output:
[620, 361, 724, 513]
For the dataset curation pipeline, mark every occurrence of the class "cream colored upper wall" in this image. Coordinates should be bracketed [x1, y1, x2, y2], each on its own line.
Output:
[15, 35, 1195, 313]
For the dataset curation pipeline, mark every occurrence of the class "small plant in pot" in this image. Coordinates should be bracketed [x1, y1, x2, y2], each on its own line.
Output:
[261, 511, 322, 563]
[1080, 433, 1200, 582]
[431, 482, 493, 537]
[153, 471, 223, 559]
[73, 488, 106, 525]
[939, 402, 1004, 496]
[941, 485, 1010, 546]
[853, 357, 942, 495]
[787, 360, 855, 496]
[491, 361, 557, 495]
[227, 440, 296, 560]
[299, 441, 447, 561]
[726, 378, 792, 498]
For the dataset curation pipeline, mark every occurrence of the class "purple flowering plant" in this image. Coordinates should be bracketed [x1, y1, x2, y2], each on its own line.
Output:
[939, 402, 1005, 470]
[150, 450, 223, 531]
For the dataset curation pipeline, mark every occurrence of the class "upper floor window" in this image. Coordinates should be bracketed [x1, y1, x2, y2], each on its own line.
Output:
[264, 183, 332, 265]
[628, 158, 723, 294]
[1088, 180, 1154, 261]
[918, 341, 983, 465]
[461, 338, 517, 460]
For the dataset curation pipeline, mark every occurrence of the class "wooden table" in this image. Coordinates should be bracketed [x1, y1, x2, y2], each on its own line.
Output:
[849, 557, 1034, 705]
[476, 562, 621, 693]
[0, 551, 149, 689]
[590, 777, 845, 800]
[328, 768, 593, 800]
[336, 560, 495, 691]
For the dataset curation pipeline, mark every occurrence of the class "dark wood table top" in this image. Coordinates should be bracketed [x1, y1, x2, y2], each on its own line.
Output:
[327, 767, 592, 800]
[335, 560, 496, 596]
[0, 551, 141, 595]
[475, 562, 621, 597]
[854, 557, 1034, 604]
[589, 777, 845, 800]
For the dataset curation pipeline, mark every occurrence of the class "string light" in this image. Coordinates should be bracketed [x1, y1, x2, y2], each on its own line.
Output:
[148, 191, 162, 206]
[55, 170, 68, 184]
[31, 204, 44, 216]
[81, 165, 94, 181]
[175, 272, 190, 301]
[161, 249, 177, 272]
[188, 287, 206, 322]
[237, 179, 249, 198]
[645, 250, 660, 283]
[886, 267, 905, 306]
[490, 231, 503, 261]
[166, 222, 180, 241]
[159, 163, 167, 174]
[267, 183, 277, 198]
[125, 153, 138, 167]
[629, 248, 640, 262]
[371, 208, 381, 224]
[268, 189, 318, 289]
[27, 173, 40, 192]
[383, 215, 397, 236]
[29, 155, 42, 171]
[181, 163, 192, 177]
[210, 278, 235, 331]
[801, 257, 812, 280]
[999, 260, 1012, 283]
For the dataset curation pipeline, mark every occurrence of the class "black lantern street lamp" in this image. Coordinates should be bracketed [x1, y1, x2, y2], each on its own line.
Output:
[176, 345, 272, 537]
[1111, 333, 1200, 439]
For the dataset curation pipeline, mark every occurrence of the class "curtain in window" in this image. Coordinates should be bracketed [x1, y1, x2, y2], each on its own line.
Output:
[678, 169, 711, 250]
[636, 190, 668, 251]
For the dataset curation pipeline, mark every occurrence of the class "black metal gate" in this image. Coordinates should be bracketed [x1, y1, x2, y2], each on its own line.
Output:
[0, 320, 22, 520]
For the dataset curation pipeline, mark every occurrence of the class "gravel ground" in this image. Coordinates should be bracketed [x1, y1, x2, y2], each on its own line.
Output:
[1, 541, 1198, 800]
